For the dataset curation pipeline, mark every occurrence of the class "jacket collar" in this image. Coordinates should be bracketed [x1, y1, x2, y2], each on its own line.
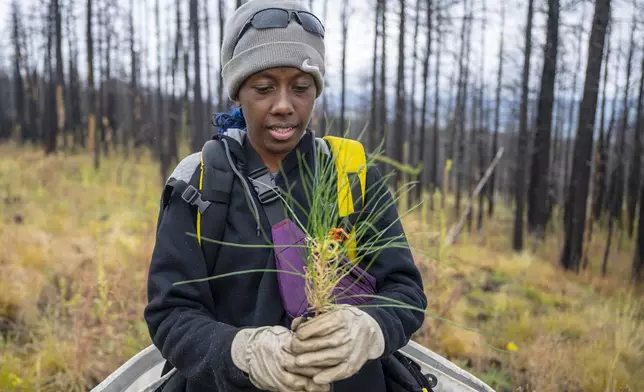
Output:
[221, 129, 315, 179]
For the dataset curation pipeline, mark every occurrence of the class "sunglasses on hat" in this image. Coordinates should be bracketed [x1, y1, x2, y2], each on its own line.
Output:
[234, 8, 325, 48]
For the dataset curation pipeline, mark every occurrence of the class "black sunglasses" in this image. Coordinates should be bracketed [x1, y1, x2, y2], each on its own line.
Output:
[234, 8, 325, 48]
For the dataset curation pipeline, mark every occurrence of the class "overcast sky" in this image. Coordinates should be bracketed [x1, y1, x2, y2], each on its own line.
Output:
[0, 0, 641, 117]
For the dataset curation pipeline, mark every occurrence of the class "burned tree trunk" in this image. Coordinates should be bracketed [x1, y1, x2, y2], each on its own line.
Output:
[453, 0, 469, 217]
[11, 2, 27, 143]
[47, 0, 64, 154]
[318, 0, 329, 136]
[409, 0, 421, 202]
[369, 0, 381, 152]
[204, 0, 212, 137]
[391, 0, 406, 187]
[190, 0, 204, 152]
[87, 0, 99, 168]
[562, 13, 585, 211]
[419, 0, 433, 202]
[218, 0, 225, 111]
[66, 0, 82, 149]
[512, 0, 534, 251]
[128, 0, 139, 158]
[378, 0, 387, 152]
[476, 0, 488, 232]
[431, 0, 441, 209]
[626, 17, 642, 238]
[527, 0, 559, 239]
[631, 53, 644, 282]
[339, 0, 348, 136]
[488, 2, 505, 217]
[168, 0, 182, 170]
[593, 20, 612, 222]
[560, 0, 611, 271]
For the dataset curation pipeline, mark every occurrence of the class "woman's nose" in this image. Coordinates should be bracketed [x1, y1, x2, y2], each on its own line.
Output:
[270, 88, 295, 116]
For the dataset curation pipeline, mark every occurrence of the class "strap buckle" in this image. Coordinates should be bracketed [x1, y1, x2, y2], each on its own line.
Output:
[181, 184, 212, 213]
[248, 167, 281, 204]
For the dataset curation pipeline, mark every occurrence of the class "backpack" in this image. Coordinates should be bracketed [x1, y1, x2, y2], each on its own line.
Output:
[160, 132, 368, 275]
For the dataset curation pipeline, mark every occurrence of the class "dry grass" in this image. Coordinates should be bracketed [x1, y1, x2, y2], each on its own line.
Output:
[408, 192, 644, 392]
[1, 142, 643, 391]
[0, 142, 158, 391]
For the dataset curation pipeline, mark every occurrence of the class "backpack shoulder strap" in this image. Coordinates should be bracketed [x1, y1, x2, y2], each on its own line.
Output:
[196, 138, 235, 269]
[319, 136, 367, 262]
[321, 136, 367, 216]
[160, 138, 235, 275]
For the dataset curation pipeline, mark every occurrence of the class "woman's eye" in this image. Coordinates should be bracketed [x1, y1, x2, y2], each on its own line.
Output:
[294, 85, 311, 93]
[254, 86, 273, 94]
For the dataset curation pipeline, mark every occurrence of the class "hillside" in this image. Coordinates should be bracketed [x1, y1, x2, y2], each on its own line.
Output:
[0, 143, 642, 392]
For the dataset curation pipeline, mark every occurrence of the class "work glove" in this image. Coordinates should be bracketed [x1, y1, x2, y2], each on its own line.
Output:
[290, 306, 386, 384]
[231, 326, 331, 392]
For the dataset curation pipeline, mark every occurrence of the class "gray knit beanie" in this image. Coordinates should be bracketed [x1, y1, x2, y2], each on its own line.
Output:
[221, 0, 325, 101]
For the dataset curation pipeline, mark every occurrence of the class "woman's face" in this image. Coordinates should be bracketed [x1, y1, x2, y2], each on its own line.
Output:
[236, 67, 317, 159]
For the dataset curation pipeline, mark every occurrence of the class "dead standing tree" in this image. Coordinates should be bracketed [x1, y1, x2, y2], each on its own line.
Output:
[488, 1, 505, 218]
[419, 0, 434, 203]
[626, 13, 643, 238]
[339, 0, 349, 137]
[632, 43, 644, 283]
[190, 0, 204, 153]
[369, 0, 381, 153]
[560, 0, 611, 271]
[512, 0, 535, 252]
[390, 0, 407, 188]
[527, 0, 559, 241]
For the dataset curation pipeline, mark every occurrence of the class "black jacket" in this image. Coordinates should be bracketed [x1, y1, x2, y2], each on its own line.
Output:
[144, 130, 428, 392]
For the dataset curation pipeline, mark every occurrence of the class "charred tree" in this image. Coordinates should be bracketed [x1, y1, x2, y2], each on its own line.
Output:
[560, 0, 611, 271]
[476, 0, 488, 231]
[190, 0, 204, 152]
[562, 13, 585, 209]
[378, 0, 387, 154]
[47, 0, 64, 154]
[409, 0, 421, 202]
[66, 0, 82, 149]
[318, 0, 329, 136]
[87, 0, 99, 168]
[168, 0, 183, 171]
[11, 2, 27, 143]
[419, 0, 434, 202]
[453, 0, 469, 216]
[369, 0, 381, 152]
[626, 17, 642, 238]
[204, 0, 213, 136]
[431, 0, 441, 209]
[390, 0, 406, 187]
[604, 37, 623, 222]
[527, 0, 559, 239]
[218, 0, 225, 111]
[488, 3, 505, 217]
[631, 51, 644, 282]
[339, 0, 348, 136]
[512, 0, 534, 251]
[593, 20, 612, 222]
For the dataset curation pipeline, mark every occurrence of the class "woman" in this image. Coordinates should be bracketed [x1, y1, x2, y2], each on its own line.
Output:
[144, 0, 428, 391]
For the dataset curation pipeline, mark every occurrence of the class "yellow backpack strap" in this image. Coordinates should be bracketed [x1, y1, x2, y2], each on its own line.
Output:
[197, 151, 206, 246]
[322, 136, 367, 261]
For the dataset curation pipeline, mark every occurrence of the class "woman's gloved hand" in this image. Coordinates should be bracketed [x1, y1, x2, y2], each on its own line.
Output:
[231, 326, 331, 392]
[290, 306, 386, 384]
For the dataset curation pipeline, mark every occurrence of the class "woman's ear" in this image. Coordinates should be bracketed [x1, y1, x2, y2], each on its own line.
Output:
[235, 100, 242, 108]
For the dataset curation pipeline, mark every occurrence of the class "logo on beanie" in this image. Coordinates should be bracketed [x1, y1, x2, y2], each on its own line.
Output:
[301, 58, 320, 74]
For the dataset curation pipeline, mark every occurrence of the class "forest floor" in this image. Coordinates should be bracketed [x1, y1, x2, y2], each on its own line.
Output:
[1, 142, 643, 392]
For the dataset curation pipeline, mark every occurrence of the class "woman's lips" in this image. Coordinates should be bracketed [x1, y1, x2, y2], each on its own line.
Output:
[268, 126, 296, 141]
